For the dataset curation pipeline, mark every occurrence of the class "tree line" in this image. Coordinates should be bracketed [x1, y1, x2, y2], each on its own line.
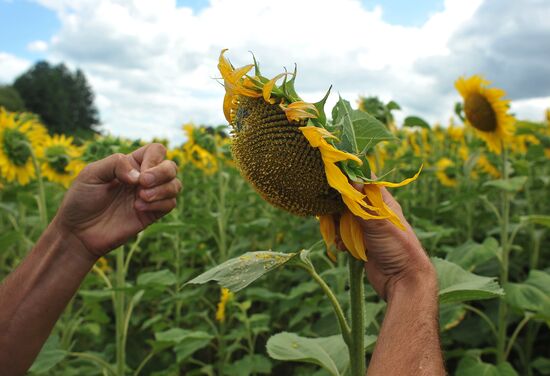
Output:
[0, 61, 100, 138]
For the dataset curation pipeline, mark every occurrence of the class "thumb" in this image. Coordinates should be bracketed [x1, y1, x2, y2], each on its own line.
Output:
[84, 153, 141, 185]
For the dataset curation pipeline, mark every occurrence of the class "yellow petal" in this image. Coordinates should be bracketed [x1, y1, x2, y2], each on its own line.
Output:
[339, 211, 360, 260]
[319, 215, 336, 248]
[363, 184, 405, 230]
[262, 73, 287, 104]
[281, 101, 319, 122]
[371, 164, 423, 188]
[340, 211, 367, 261]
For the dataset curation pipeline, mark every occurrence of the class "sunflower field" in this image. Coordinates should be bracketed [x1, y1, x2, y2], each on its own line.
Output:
[1, 68, 550, 376]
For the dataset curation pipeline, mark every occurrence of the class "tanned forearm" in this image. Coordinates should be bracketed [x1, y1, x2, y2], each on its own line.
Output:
[0, 219, 96, 375]
[367, 272, 445, 376]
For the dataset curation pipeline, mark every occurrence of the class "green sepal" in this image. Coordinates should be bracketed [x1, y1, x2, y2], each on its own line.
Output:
[250, 51, 261, 77]
[310, 85, 332, 128]
[281, 64, 301, 102]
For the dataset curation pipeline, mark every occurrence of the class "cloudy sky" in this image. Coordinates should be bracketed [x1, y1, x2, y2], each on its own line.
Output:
[1, 0, 549, 144]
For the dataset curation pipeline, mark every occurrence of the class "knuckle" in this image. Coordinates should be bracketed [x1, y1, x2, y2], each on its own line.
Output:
[152, 143, 167, 155]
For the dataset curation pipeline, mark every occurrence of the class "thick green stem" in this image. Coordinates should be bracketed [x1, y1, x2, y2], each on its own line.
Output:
[497, 145, 510, 364]
[217, 171, 228, 261]
[115, 247, 126, 375]
[348, 257, 366, 376]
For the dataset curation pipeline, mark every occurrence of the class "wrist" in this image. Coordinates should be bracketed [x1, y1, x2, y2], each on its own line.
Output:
[386, 262, 438, 303]
[48, 217, 99, 265]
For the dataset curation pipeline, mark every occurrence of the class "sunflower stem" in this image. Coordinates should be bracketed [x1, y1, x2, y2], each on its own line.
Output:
[348, 257, 366, 376]
[496, 143, 510, 364]
[30, 148, 48, 230]
[115, 247, 126, 375]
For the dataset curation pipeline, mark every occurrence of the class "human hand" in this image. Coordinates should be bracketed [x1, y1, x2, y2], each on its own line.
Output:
[336, 184, 436, 300]
[52, 143, 182, 259]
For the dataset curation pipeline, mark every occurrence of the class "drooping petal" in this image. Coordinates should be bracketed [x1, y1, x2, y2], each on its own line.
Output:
[339, 211, 361, 260]
[263, 73, 287, 104]
[340, 211, 367, 261]
[319, 215, 336, 248]
[362, 184, 405, 230]
[281, 101, 319, 122]
[370, 165, 423, 188]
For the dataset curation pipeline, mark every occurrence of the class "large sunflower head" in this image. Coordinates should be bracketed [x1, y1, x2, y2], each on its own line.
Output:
[455, 75, 515, 154]
[38, 134, 84, 188]
[218, 50, 421, 261]
[0, 109, 47, 185]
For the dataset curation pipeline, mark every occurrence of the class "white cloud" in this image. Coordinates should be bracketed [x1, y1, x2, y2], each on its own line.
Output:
[31, 0, 547, 144]
[27, 40, 49, 52]
[0, 53, 31, 84]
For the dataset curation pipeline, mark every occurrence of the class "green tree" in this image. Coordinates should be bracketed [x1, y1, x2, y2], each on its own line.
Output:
[13, 61, 100, 136]
[0, 85, 25, 112]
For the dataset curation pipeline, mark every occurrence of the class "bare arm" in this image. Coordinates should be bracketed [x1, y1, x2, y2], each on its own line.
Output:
[339, 184, 445, 375]
[0, 221, 95, 375]
[0, 144, 181, 375]
[367, 268, 442, 375]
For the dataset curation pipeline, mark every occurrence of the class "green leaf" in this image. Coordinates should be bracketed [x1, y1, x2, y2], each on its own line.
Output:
[155, 329, 213, 363]
[445, 238, 499, 271]
[333, 97, 394, 154]
[28, 335, 67, 374]
[403, 116, 430, 129]
[532, 357, 550, 375]
[484, 176, 528, 192]
[520, 215, 550, 228]
[456, 356, 518, 376]
[224, 354, 272, 376]
[266, 333, 349, 376]
[439, 303, 467, 331]
[351, 110, 395, 153]
[186, 251, 298, 292]
[504, 270, 550, 319]
[433, 258, 504, 304]
[137, 269, 176, 286]
[174, 332, 214, 363]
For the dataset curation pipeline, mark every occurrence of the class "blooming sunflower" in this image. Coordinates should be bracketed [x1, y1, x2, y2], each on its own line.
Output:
[476, 154, 500, 178]
[38, 134, 85, 188]
[0, 109, 47, 185]
[455, 75, 515, 154]
[435, 158, 457, 187]
[218, 50, 421, 261]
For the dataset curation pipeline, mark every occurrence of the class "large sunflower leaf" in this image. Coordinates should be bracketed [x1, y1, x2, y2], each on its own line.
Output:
[504, 270, 550, 320]
[456, 355, 518, 376]
[186, 251, 298, 292]
[432, 258, 504, 304]
[266, 332, 376, 376]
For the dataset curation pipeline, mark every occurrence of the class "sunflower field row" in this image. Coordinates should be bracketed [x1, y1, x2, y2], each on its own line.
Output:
[0, 80, 549, 376]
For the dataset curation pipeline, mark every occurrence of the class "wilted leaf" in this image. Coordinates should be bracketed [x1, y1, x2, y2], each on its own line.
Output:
[186, 251, 298, 292]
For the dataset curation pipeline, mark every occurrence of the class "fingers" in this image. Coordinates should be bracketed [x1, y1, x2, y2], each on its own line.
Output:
[138, 178, 182, 203]
[131, 143, 167, 171]
[135, 197, 177, 213]
[82, 153, 140, 185]
[139, 160, 178, 188]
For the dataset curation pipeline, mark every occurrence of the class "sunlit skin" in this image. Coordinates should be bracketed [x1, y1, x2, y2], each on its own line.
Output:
[0, 143, 182, 375]
[336, 183, 446, 376]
